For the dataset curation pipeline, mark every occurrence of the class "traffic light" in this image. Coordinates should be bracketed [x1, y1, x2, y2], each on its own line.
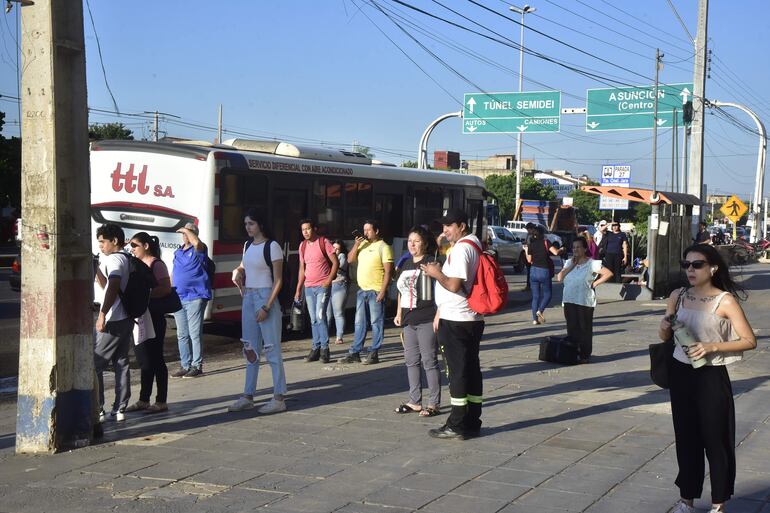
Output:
[683, 101, 693, 124]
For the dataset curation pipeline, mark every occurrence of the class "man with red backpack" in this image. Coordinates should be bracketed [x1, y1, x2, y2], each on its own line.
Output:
[421, 208, 487, 440]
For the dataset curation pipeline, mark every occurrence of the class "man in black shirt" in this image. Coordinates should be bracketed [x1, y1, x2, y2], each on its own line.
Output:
[693, 222, 712, 245]
[600, 222, 628, 283]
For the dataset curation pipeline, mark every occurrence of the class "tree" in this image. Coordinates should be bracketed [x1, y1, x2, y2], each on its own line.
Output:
[568, 188, 602, 225]
[485, 174, 556, 221]
[0, 112, 22, 211]
[352, 144, 374, 158]
[401, 160, 418, 168]
[88, 122, 134, 141]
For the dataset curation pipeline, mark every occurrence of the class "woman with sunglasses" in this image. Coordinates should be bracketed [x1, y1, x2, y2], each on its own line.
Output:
[659, 245, 756, 513]
[125, 232, 171, 414]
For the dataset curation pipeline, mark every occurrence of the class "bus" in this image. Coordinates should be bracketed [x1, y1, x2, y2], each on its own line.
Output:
[90, 139, 490, 321]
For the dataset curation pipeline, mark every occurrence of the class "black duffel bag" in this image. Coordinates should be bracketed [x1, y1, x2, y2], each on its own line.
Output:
[539, 336, 580, 365]
[149, 287, 183, 314]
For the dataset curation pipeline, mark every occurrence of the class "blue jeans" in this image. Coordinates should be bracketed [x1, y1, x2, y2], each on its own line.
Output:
[241, 288, 287, 397]
[351, 289, 384, 354]
[304, 285, 330, 350]
[530, 266, 553, 320]
[174, 298, 208, 370]
[326, 281, 348, 341]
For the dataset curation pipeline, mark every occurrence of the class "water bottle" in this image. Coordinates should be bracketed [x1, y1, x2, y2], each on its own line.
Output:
[290, 298, 305, 332]
[672, 320, 707, 369]
[418, 271, 433, 302]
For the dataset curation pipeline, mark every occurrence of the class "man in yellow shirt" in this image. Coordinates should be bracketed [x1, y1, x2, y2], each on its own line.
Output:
[339, 220, 393, 365]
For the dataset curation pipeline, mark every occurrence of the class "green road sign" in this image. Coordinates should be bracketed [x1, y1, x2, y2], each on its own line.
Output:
[463, 91, 561, 134]
[586, 82, 694, 132]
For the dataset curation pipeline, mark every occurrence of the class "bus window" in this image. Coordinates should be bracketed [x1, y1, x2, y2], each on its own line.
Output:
[314, 180, 343, 238]
[345, 182, 372, 234]
[220, 172, 268, 241]
[415, 188, 444, 234]
[374, 193, 403, 244]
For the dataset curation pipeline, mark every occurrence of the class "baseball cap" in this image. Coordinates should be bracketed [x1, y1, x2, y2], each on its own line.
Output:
[437, 208, 469, 226]
[598, 220, 607, 227]
[182, 222, 199, 234]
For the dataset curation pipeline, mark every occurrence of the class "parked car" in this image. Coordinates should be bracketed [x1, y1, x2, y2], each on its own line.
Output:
[487, 225, 525, 271]
[9, 253, 20, 292]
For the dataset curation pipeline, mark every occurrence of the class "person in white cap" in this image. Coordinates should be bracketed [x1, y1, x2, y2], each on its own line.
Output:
[594, 220, 608, 248]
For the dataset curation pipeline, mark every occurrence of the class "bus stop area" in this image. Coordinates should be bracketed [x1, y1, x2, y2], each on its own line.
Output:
[0, 265, 769, 513]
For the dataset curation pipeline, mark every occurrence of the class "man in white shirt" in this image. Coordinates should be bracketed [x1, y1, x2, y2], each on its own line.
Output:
[421, 208, 484, 440]
[94, 223, 133, 422]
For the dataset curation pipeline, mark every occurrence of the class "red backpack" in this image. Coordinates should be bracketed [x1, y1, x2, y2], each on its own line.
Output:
[452, 239, 508, 315]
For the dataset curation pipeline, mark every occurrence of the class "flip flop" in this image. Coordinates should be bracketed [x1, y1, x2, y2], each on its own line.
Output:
[394, 404, 421, 414]
[419, 407, 440, 417]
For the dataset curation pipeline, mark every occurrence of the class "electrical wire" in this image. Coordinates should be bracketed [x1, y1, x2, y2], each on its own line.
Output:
[84, 0, 120, 115]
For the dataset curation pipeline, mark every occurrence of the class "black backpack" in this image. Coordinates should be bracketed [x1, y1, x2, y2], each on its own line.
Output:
[204, 255, 216, 286]
[118, 253, 158, 318]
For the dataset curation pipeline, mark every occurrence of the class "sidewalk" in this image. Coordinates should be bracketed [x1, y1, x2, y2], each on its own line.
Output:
[0, 265, 768, 513]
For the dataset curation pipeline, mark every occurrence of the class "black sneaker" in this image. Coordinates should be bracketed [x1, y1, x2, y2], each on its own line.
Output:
[320, 348, 330, 364]
[305, 348, 320, 362]
[428, 425, 467, 440]
[362, 350, 379, 365]
[171, 368, 188, 378]
[338, 352, 360, 364]
[183, 367, 202, 378]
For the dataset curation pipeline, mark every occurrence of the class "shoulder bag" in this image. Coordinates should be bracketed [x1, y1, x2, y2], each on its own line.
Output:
[648, 287, 688, 389]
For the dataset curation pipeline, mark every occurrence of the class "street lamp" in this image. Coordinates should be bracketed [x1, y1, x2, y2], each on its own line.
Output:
[509, 4, 536, 219]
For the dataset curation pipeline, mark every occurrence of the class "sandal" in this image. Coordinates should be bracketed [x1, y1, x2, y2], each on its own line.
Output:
[125, 400, 150, 412]
[334, 338, 344, 345]
[394, 404, 421, 414]
[145, 402, 168, 414]
[419, 406, 440, 417]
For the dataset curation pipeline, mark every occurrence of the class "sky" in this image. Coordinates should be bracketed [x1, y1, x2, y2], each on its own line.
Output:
[1, 0, 769, 200]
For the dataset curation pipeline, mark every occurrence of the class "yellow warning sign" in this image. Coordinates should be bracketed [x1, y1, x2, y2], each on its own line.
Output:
[720, 195, 748, 223]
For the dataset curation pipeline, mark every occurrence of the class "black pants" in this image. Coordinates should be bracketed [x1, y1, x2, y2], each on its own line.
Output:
[438, 319, 485, 433]
[669, 358, 735, 503]
[604, 252, 623, 282]
[563, 303, 594, 358]
[134, 310, 168, 403]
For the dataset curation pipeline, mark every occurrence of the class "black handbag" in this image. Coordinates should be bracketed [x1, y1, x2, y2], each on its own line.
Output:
[539, 336, 580, 365]
[648, 287, 688, 389]
[149, 287, 183, 314]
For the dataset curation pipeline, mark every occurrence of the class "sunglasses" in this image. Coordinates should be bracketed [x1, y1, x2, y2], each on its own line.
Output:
[129, 242, 140, 248]
[680, 260, 708, 270]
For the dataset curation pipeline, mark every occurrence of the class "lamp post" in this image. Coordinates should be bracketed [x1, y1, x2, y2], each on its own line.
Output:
[509, 4, 535, 219]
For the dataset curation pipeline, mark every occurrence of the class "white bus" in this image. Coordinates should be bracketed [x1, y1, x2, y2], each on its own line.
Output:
[90, 139, 490, 322]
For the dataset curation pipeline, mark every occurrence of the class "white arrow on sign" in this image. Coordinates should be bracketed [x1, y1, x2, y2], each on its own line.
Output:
[466, 125, 477, 133]
[517, 124, 528, 132]
[657, 119, 667, 126]
[680, 87, 691, 103]
[467, 97, 476, 113]
[587, 121, 599, 129]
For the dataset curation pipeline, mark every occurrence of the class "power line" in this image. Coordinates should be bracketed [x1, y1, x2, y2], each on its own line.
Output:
[664, 0, 694, 43]
[84, 0, 120, 114]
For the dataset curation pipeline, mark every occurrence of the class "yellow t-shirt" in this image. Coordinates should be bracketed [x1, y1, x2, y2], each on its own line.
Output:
[355, 240, 394, 291]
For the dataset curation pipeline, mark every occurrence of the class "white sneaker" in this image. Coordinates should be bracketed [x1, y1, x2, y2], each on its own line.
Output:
[98, 410, 107, 423]
[258, 398, 286, 414]
[708, 507, 725, 513]
[227, 396, 254, 412]
[113, 410, 126, 422]
[671, 500, 695, 513]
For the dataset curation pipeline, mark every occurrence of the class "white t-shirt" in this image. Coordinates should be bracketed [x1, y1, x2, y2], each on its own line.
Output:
[435, 235, 482, 322]
[96, 252, 130, 322]
[243, 240, 283, 288]
[562, 258, 603, 308]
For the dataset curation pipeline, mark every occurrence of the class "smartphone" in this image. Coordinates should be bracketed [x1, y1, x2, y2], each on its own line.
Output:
[351, 230, 362, 239]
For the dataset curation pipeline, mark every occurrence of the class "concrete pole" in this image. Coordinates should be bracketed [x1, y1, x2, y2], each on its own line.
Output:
[707, 100, 766, 243]
[17, 1, 94, 452]
[417, 111, 461, 169]
[648, 49, 663, 298]
[154, 111, 159, 142]
[217, 104, 223, 144]
[687, 0, 709, 233]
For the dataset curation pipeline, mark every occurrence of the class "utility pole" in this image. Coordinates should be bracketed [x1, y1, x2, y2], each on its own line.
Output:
[648, 49, 663, 297]
[17, 1, 94, 452]
[217, 104, 223, 144]
[154, 111, 159, 142]
[672, 108, 678, 192]
[687, 0, 709, 234]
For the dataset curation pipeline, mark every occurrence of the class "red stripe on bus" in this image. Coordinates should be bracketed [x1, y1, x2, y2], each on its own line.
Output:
[213, 273, 236, 289]
[214, 205, 220, 221]
[213, 241, 245, 255]
[214, 173, 220, 188]
[212, 310, 241, 322]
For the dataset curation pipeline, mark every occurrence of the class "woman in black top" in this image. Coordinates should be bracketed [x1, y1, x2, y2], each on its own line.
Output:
[525, 224, 560, 325]
[393, 226, 440, 417]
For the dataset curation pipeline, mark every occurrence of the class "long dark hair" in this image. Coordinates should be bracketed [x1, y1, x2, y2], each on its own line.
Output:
[332, 239, 347, 253]
[131, 231, 161, 258]
[683, 244, 746, 301]
[244, 208, 271, 239]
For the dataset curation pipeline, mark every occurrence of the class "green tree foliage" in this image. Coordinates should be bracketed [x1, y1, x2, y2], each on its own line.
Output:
[352, 144, 374, 158]
[485, 174, 556, 221]
[0, 112, 22, 210]
[568, 188, 601, 225]
[88, 122, 134, 141]
[401, 160, 418, 168]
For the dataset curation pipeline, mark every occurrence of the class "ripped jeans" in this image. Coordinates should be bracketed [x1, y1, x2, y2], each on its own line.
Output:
[241, 288, 287, 397]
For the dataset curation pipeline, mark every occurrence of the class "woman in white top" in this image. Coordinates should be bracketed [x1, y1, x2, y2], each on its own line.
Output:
[658, 245, 756, 513]
[556, 237, 614, 363]
[228, 209, 288, 414]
